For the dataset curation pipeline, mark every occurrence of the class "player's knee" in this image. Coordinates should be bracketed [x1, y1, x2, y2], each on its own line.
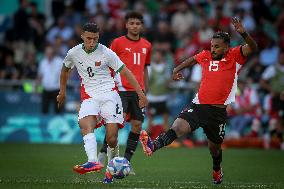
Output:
[80, 127, 92, 136]
[171, 119, 190, 137]
[106, 135, 117, 148]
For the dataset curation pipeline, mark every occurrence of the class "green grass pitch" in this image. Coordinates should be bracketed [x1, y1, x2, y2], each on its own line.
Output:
[0, 143, 284, 189]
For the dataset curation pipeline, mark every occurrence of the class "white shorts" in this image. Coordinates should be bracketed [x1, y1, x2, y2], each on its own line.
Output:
[78, 91, 124, 124]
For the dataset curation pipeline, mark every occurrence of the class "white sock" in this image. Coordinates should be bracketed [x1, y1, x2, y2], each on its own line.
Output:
[83, 133, 97, 162]
[107, 144, 119, 163]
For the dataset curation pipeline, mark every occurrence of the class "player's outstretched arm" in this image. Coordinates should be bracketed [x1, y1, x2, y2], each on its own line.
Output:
[57, 65, 71, 108]
[232, 17, 258, 56]
[120, 66, 148, 108]
[172, 57, 197, 81]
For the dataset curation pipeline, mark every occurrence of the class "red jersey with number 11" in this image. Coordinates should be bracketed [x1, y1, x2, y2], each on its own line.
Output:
[110, 36, 152, 91]
[193, 46, 247, 105]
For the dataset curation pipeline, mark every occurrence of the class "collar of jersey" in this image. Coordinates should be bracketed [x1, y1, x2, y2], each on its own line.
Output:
[82, 43, 98, 54]
[125, 35, 141, 41]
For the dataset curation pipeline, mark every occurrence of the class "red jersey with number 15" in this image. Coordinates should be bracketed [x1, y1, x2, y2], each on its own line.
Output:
[110, 36, 152, 91]
[193, 46, 247, 105]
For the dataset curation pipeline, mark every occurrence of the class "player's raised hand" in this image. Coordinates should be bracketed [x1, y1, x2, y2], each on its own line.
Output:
[57, 92, 66, 108]
[232, 17, 245, 34]
[172, 72, 184, 81]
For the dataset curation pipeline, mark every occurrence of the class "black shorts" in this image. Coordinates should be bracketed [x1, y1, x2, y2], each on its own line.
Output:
[178, 103, 227, 144]
[148, 101, 169, 116]
[119, 91, 144, 122]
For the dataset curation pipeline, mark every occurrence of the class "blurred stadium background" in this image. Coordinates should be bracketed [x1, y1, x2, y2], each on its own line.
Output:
[0, 0, 284, 188]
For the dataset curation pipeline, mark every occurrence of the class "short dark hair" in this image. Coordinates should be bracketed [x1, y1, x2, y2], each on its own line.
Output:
[212, 31, 230, 44]
[83, 23, 99, 33]
[125, 11, 144, 23]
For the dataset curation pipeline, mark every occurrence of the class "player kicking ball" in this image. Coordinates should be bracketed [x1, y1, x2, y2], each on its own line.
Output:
[140, 17, 257, 184]
[57, 23, 147, 177]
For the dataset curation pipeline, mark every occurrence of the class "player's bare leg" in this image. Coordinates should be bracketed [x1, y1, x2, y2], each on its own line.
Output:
[105, 123, 119, 160]
[73, 116, 103, 174]
[140, 118, 191, 155]
[208, 140, 223, 184]
[98, 138, 108, 165]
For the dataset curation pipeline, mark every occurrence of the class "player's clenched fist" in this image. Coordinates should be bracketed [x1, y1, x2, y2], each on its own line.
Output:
[172, 72, 184, 81]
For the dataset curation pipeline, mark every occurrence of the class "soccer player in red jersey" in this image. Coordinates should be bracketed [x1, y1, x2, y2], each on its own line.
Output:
[98, 11, 152, 171]
[140, 17, 258, 184]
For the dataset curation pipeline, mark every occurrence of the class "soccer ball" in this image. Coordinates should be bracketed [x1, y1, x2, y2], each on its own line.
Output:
[107, 157, 131, 179]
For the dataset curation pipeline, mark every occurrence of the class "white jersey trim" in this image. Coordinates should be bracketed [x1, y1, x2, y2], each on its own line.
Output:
[192, 93, 200, 104]
[224, 63, 242, 105]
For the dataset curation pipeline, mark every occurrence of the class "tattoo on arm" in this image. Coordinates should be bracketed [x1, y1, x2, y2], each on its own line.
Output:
[174, 57, 197, 73]
[240, 32, 258, 56]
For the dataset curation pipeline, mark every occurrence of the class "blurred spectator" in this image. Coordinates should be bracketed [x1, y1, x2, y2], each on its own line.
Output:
[134, 1, 153, 30]
[237, 0, 253, 13]
[171, 1, 195, 38]
[147, 50, 171, 134]
[29, 1, 46, 51]
[51, 0, 65, 20]
[276, 11, 284, 50]
[46, 17, 74, 45]
[260, 51, 284, 148]
[152, 20, 176, 51]
[246, 56, 265, 84]
[192, 17, 214, 49]
[36, 46, 63, 114]
[227, 80, 261, 138]
[0, 54, 19, 80]
[259, 38, 280, 66]
[52, 35, 68, 58]
[62, 4, 82, 27]
[251, 0, 273, 24]
[22, 52, 38, 80]
[236, 8, 256, 32]
[85, 0, 109, 15]
[209, 4, 231, 32]
[12, 0, 32, 41]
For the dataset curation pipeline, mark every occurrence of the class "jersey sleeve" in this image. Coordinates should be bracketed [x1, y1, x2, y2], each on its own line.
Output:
[231, 45, 247, 65]
[194, 50, 207, 65]
[145, 44, 152, 66]
[106, 48, 125, 73]
[63, 50, 75, 69]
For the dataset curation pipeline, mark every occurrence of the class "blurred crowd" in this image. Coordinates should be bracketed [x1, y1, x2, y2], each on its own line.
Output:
[0, 0, 284, 148]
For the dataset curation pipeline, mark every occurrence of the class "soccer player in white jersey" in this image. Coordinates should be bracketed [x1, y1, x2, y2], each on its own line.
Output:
[140, 18, 258, 185]
[56, 23, 147, 179]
